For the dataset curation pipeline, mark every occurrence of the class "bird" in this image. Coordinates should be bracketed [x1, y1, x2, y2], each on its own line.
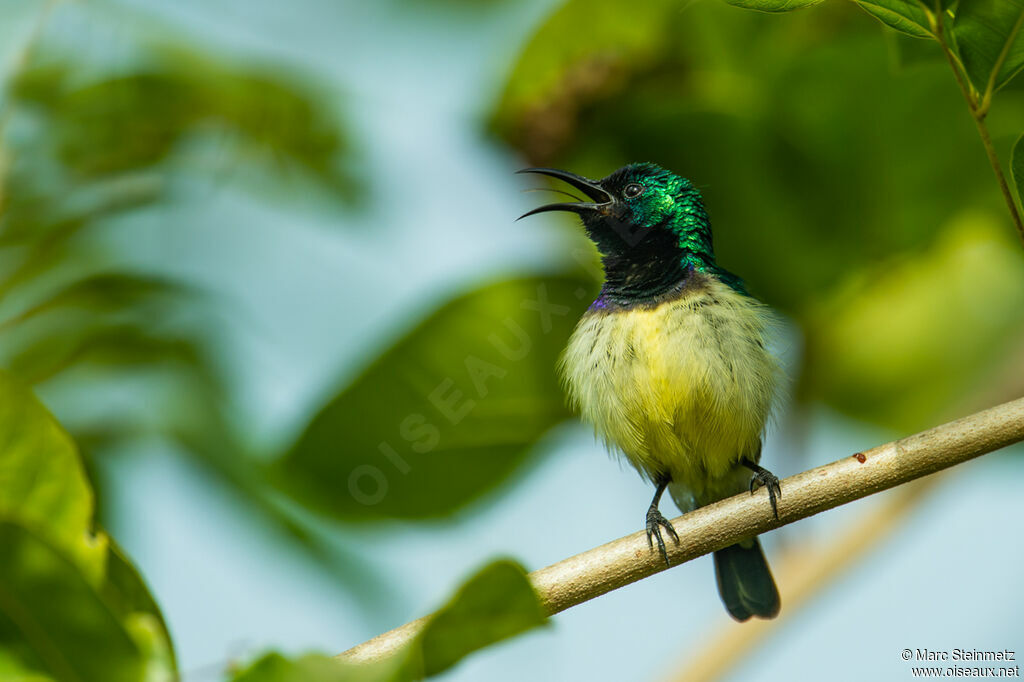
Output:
[519, 162, 782, 621]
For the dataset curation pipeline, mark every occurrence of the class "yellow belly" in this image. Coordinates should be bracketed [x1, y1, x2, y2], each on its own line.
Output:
[560, 276, 779, 506]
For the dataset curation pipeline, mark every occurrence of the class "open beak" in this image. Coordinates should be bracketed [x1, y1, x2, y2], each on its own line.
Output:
[517, 167, 612, 220]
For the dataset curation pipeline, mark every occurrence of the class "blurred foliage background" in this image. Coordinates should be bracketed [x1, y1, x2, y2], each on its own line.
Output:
[1, 0, 1023, 680]
[491, 0, 1024, 432]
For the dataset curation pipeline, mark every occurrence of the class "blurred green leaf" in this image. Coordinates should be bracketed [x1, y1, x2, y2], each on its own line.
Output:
[103, 539, 177, 668]
[273, 274, 592, 521]
[0, 174, 163, 249]
[233, 559, 546, 681]
[491, 0, 678, 161]
[0, 6, 383, 659]
[495, 0, 973, 309]
[0, 524, 145, 682]
[0, 648, 54, 681]
[1, 273, 190, 330]
[954, 0, 1024, 94]
[2, 322, 211, 385]
[0, 47, 364, 619]
[0, 372, 107, 579]
[803, 215, 1024, 430]
[11, 52, 359, 202]
[852, 0, 933, 38]
[232, 653, 381, 682]
[417, 559, 546, 676]
[0, 371, 175, 681]
[722, 0, 823, 12]
[491, 0, 1024, 432]
[1013, 133, 1024, 207]
[0, 25, 363, 460]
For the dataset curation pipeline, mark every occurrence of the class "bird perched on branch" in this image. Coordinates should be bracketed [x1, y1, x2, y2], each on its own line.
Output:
[520, 163, 782, 621]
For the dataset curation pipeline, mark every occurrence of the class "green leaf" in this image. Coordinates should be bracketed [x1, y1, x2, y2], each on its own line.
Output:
[273, 275, 591, 520]
[417, 559, 546, 676]
[0, 174, 163, 248]
[852, 0, 934, 38]
[490, 0, 679, 158]
[232, 653, 371, 682]
[0, 524, 146, 682]
[0, 372, 107, 579]
[0, 371, 175, 680]
[2, 322, 211, 385]
[954, 0, 1024, 94]
[1, 273, 192, 331]
[233, 652, 414, 682]
[102, 540, 177, 669]
[11, 50, 360, 203]
[0, 648, 55, 681]
[721, 0, 823, 12]
[232, 559, 546, 681]
[1012, 133, 1024, 207]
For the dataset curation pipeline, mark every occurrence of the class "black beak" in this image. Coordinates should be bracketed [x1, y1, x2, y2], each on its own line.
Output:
[516, 167, 612, 220]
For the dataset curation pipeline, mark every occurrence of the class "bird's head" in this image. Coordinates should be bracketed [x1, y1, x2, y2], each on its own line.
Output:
[518, 162, 713, 265]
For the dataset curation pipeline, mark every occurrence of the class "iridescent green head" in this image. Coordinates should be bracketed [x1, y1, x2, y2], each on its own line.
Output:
[520, 163, 738, 303]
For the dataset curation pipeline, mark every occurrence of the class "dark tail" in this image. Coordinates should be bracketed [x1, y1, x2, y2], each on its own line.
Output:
[713, 538, 780, 621]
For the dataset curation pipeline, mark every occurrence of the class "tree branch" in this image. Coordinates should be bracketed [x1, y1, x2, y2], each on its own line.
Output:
[340, 397, 1024, 665]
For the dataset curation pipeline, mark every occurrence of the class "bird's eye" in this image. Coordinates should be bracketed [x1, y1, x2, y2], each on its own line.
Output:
[623, 183, 644, 198]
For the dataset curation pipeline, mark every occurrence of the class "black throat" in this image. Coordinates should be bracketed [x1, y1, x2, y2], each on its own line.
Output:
[593, 226, 701, 307]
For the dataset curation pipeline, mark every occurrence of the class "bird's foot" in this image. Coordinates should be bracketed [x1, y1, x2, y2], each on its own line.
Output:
[745, 462, 781, 520]
[646, 506, 679, 567]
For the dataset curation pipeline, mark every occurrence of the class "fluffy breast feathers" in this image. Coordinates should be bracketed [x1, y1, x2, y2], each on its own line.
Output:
[560, 275, 779, 504]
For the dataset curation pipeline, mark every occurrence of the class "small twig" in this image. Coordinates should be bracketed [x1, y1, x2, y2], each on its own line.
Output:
[340, 397, 1024, 665]
[931, 5, 1024, 245]
[970, 117, 1024, 240]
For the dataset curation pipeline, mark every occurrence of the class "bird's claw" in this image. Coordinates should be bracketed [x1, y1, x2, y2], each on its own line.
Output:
[749, 468, 782, 520]
[646, 507, 679, 567]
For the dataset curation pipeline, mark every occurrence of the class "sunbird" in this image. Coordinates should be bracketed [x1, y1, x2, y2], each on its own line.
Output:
[520, 163, 782, 621]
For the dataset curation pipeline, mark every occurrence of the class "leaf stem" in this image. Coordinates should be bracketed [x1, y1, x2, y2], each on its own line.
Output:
[931, 5, 1024, 246]
[972, 115, 1024, 241]
[980, 10, 1024, 117]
